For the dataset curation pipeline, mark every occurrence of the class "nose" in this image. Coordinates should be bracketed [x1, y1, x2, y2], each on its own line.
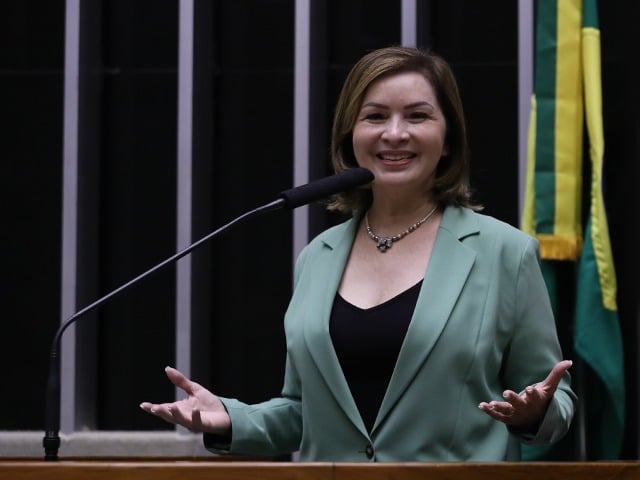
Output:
[381, 116, 409, 142]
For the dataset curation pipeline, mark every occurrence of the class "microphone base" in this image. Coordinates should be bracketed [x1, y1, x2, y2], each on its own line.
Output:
[43, 433, 60, 461]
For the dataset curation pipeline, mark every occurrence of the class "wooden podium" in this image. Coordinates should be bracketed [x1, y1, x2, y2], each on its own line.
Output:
[2, 460, 639, 480]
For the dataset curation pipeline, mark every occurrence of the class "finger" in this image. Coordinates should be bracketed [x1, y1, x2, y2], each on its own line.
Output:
[478, 402, 494, 416]
[145, 403, 179, 424]
[478, 401, 515, 418]
[502, 390, 526, 408]
[140, 402, 175, 417]
[192, 407, 203, 431]
[523, 384, 546, 403]
[166, 404, 195, 429]
[164, 366, 199, 395]
[478, 405, 514, 425]
[492, 401, 516, 417]
[539, 360, 573, 391]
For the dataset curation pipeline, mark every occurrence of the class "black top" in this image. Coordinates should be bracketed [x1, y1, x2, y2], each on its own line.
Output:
[329, 280, 422, 433]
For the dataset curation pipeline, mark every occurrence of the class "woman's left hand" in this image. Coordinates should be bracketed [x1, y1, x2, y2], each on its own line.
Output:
[478, 359, 573, 434]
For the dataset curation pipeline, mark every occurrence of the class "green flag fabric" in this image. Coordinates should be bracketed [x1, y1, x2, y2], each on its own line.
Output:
[521, 0, 624, 460]
[522, 0, 583, 260]
[573, 0, 624, 459]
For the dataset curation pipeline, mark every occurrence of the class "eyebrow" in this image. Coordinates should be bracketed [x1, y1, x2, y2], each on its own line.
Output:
[361, 101, 436, 110]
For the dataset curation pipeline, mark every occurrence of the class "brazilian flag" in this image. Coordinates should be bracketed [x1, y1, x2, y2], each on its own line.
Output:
[521, 0, 624, 460]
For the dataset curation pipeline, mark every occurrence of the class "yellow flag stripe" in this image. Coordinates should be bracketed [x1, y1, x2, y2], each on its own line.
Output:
[582, 25, 617, 311]
[553, 0, 583, 251]
[522, 95, 537, 236]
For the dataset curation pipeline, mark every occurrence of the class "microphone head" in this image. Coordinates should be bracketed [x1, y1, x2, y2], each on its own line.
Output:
[279, 167, 374, 210]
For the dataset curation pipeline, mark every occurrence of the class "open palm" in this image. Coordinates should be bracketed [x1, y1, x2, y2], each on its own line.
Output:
[478, 360, 572, 433]
[140, 366, 231, 434]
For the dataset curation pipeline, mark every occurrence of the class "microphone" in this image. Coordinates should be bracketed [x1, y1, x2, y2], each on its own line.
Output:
[43, 167, 373, 460]
[278, 167, 373, 209]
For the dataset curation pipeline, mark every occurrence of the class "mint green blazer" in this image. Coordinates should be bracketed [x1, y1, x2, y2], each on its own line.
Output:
[207, 205, 576, 461]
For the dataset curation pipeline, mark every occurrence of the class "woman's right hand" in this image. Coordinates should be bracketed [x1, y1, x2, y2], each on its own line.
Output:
[140, 366, 231, 434]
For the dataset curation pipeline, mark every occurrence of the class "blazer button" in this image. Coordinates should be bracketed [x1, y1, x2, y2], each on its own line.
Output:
[365, 444, 374, 459]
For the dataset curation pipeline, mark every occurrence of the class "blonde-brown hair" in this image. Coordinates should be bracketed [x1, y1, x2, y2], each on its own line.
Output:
[328, 46, 480, 214]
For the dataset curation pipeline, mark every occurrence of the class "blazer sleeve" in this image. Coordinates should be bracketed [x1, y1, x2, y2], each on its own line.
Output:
[204, 357, 303, 456]
[504, 237, 577, 445]
[204, 245, 312, 457]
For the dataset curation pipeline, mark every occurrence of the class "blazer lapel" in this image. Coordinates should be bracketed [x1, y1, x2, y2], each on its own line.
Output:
[373, 206, 479, 432]
[302, 217, 369, 436]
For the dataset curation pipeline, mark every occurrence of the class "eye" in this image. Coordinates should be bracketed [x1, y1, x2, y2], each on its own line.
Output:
[363, 112, 386, 122]
[407, 111, 430, 122]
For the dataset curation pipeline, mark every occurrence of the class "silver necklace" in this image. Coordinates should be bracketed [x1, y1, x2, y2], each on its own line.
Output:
[365, 205, 438, 253]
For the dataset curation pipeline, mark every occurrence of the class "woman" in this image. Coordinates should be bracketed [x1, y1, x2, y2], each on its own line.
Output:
[140, 46, 576, 461]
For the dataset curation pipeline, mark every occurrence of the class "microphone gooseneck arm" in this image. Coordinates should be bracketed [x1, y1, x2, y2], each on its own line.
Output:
[43, 197, 285, 461]
[43, 167, 374, 460]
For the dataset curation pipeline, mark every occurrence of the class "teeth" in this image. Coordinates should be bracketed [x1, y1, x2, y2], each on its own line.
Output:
[379, 154, 412, 161]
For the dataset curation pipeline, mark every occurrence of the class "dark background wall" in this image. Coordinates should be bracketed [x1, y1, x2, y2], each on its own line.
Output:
[1, 0, 638, 459]
[598, 1, 640, 460]
[2, 0, 65, 428]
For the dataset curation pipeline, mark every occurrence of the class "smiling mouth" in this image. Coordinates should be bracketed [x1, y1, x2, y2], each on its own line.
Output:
[377, 153, 416, 161]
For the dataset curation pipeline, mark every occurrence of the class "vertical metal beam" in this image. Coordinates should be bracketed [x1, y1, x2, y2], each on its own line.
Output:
[401, 0, 418, 47]
[293, 0, 311, 261]
[176, 0, 194, 406]
[518, 0, 534, 223]
[60, 0, 81, 433]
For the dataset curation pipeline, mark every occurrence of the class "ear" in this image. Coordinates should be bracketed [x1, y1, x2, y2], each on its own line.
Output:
[442, 144, 449, 156]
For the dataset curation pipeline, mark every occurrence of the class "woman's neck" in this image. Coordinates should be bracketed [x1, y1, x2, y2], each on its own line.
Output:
[368, 186, 436, 215]
[366, 195, 439, 235]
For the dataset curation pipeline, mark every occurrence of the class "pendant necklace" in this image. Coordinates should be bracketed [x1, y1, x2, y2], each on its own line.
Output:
[365, 205, 438, 253]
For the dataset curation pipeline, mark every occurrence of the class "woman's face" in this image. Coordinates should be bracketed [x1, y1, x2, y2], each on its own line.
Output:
[352, 71, 448, 195]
